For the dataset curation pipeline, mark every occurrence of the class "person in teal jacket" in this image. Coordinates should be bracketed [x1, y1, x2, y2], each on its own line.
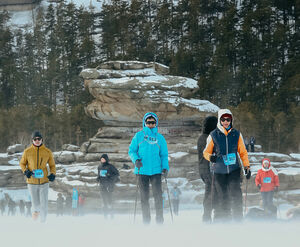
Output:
[128, 112, 169, 224]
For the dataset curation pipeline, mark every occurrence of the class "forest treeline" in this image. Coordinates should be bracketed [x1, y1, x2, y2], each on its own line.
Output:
[0, 0, 299, 153]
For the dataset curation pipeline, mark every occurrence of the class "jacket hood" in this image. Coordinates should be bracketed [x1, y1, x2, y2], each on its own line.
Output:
[143, 112, 158, 127]
[262, 158, 271, 171]
[142, 112, 158, 135]
[203, 116, 218, 134]
[100, 154, 109, 163]
[217, 109, 233, 132]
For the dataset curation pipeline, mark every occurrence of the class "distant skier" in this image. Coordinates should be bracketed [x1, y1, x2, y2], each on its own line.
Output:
[203, 109, 251, 222]
[19, 200, 25, 216]
[56, 193, 64, 216]
[7, 198, 16, 216]
[255, 158, 279, 217]
[0, 199, 5, 216]
[97, 154, 119, 218]
[244, 136, 249, 152]
[250, 136, 256, 152]
[128, 112, 169, 224]
[197, 115, 218, 222]
[72, 188, 79, 216]
[19, 131, 56, 222]
[170, 185, 181, 216]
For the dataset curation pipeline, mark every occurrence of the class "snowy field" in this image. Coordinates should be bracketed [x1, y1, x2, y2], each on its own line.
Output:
[1, 210, 299, 247]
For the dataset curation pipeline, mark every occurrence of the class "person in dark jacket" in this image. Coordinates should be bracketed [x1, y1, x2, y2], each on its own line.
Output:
[197, 116, 218, 223]
[97, 154, 119, 218]
[203, 109, 251, 222]
[250, 136, 256, 152]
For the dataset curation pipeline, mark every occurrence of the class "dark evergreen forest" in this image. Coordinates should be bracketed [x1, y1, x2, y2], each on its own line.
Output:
[0, 0, 299, 153]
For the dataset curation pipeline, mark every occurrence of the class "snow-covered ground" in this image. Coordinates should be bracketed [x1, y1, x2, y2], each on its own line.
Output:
[0, 210, 299, 247]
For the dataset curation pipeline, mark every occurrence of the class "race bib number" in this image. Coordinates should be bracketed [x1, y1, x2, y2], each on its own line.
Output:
[33, 169, 44, 178]
[222, 153, 236, 166]
[100, 170, 107, 177]
[263, 177, 272, 183]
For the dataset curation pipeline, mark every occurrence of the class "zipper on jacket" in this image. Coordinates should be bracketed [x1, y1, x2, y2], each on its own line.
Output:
[37, 146, 40, 185]
[226, 135, 229, 174]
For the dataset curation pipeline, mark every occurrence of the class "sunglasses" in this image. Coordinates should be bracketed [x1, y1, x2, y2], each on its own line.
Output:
[33, 137, 42, 141]
[220, 118, 231, 122]
[146, 121, 156, 125]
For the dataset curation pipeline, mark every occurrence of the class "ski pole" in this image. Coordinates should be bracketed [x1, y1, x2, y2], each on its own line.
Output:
[244, 178, 248, 215]
[275, 190, 281, 219]
[164, 176, 174, 223]
[133, 168, 140, 223]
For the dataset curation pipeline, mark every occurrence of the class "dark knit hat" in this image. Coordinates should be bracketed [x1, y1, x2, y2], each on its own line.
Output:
[100, 154, 109, 162]
[31, 131, 43, 139]
[203, 116, 218, 134]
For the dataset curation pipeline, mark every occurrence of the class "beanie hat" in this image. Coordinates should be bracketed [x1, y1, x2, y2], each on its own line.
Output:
[203, 116, 218, 134]
[31, 131, 43, 139]
[100, 154, 109, 163]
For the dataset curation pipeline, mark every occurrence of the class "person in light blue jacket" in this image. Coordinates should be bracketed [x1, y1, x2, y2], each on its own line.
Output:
[128, 112, 169, 224]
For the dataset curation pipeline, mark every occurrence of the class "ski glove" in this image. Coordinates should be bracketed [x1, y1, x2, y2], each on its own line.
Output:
[24, 169, 33, 178]
[257, 185, 261, 190]
[210, 155, 217, 163]
[135, 159, 143, 169]
[96, 176, 100, 182]
[47, 173, 56, 182]
[244, 167, 251, 179]
[274, 187, 279, 192]
[162, 169, 168, 178]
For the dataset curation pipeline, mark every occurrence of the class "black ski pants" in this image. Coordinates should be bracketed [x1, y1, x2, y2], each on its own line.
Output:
[100, 184, 113, 217]
[213, 168, 243, 222]
[138, 174, 163, 224]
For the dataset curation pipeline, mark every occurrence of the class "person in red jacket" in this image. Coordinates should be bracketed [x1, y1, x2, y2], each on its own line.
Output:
[255, 158, 279, 215]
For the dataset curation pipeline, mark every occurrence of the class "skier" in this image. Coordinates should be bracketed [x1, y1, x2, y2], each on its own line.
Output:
[78, 193, 85, 216]
[56, 193, 64, 216]
[170, 185, 181, 216]
[255, 158, 279, 217]
[203, 109, 251, 222]
[250, 136, 256, 152]
[19, 200, 25, 216]
[197, 115, 218, 222]
[0, 199, 5, 216]
[128, 112, 169, 224]
[72, 188, 79, 216]
[7, 197, 16, 216]
[97, 154, 119, 218]
[19, 131, 56, 222]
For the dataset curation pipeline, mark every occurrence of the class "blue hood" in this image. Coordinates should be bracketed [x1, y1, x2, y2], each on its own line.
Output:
[142, 112, 158, 135]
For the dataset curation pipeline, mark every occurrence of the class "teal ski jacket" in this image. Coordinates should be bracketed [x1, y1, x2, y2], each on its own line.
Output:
[128, 112, 169, 175]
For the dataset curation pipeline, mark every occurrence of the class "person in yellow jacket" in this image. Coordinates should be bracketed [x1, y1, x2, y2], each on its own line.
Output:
[203, 109, 251, 222]
[19, 131, 56, 222]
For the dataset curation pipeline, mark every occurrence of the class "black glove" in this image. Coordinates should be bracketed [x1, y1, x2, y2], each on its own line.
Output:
[162, 169, 168, 178]
[47, 173, 55, 182]
[257, 185, 261, 190]
[210, 155, 217, 163]
[245, 167, 251, 179]
[24, 169, 33, 178]
[274, 186, 279, 192]
[96, 176, 100, 182]
[135, 159, 143, 169]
